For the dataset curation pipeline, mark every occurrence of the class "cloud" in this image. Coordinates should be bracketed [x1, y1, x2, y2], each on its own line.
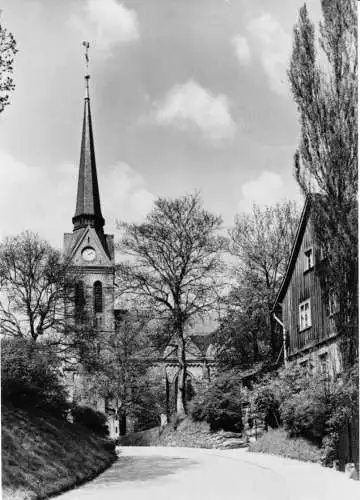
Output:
[232, 35, 251, 66]
[155, 80, 236, 143]
[247, 13, 291, 95]
[0, 150, 153, 248]
[238, 171, 301, 212]
[0, 151, 76, 248]
[101, 162, 155, 229]
[70, 0, 139, 53]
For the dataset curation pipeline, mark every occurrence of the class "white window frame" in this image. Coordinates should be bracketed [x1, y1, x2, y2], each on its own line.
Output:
[299, 299, 312, 331]
[304, 247, 314, 272]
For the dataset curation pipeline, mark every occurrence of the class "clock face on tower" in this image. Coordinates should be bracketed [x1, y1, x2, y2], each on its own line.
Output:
[81, 246, 96, 262]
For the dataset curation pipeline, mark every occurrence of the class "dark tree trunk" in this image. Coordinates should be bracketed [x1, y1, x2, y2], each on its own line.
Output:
[176, 334, 187, 416]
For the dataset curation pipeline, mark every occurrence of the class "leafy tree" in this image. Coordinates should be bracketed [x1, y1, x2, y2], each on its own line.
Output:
[87, 311, 165, 433]
[227, 202, 299, 362]
[1, 337, 69, 418]
[0, 13, 17, 112]
[0, 231, 76, 342]
[117, 193, 226, 416]
[288, 0, 358, 366]
[215, 303, 268, 370]
[190, 370, 244, 432]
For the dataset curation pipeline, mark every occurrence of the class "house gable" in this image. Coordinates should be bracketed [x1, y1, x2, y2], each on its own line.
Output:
[274, 196, 337, 360]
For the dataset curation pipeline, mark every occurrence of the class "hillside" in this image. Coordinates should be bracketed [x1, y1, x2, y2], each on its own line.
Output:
[2, 403, 116, 500]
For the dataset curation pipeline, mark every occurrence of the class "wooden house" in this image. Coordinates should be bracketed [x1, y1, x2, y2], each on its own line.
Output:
[273, 196, 341, 376]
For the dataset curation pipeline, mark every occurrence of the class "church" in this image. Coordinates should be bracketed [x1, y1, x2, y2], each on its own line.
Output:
[63, 70, 121, 439]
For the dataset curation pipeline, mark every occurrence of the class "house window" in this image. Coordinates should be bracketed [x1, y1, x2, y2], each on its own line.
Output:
[304, 248, 314, 271]
[299, 299, 311, 331]
[94, 281, 103, 313]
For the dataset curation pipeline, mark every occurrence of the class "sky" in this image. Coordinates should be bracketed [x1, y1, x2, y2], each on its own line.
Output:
[0, 0, 322, 248]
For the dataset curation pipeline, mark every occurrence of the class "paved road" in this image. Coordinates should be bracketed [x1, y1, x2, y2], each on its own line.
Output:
[55, 446, 359, 500]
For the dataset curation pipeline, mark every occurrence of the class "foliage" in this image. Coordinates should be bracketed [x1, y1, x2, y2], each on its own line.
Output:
[288, 0, 358, 367]
[1, 338, 69, 418]
[281, 384, 328, 445]
[251, 364, 359, 466]
[224, 202, 300, 364]
[117, 193, 226, 415]
[215, 306, 269, 370]
[190, 370, 244, 432]
[0, 231, 76, 342]
[86, 311, 166, 431]
[251, 365, 320, 430]
[252, 383, 281, 429]
[71, 405, 109, 437]
[0, 14, 17, 112]
[130, 370, 167, 431]
[320, 364, 359, 466]
[249, 428, 322, 463]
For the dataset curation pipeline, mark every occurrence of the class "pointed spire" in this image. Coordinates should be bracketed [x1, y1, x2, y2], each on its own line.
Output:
[72, 43, 105, 233]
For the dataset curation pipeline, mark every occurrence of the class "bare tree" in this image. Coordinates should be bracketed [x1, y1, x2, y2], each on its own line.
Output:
[0, 231, 75, 342]
[0, 12, 17, 113]
[288, 0, 358, 366]
[229, 201, 299, 360]
[116, 193, 226, 416]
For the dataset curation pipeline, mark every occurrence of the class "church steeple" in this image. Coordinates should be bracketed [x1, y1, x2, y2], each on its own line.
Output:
[72, 44, 105, 233]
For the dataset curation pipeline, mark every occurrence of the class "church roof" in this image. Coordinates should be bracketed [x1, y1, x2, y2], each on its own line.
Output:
[72, 76, 105, 232]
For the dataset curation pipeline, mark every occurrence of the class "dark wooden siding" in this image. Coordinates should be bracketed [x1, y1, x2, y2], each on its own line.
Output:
[282, 220, 337, 357]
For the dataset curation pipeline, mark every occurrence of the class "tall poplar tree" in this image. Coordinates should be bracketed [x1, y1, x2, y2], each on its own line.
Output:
[288, 0, 358, 366]
[0, 13, 17, 113]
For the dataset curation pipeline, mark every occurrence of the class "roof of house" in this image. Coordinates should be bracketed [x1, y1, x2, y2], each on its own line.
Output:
[273, 194, 312, 308]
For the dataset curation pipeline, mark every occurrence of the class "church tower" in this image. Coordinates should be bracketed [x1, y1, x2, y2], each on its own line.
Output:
[64, 58, 115, 364]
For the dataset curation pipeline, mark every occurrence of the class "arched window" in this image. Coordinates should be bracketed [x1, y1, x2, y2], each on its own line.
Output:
[75, 281, 85, 319]
[93, 281, 103, 313]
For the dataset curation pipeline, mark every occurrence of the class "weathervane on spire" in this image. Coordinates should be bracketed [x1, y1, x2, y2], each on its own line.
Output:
[82, 41, 90, 72]
[82, 41, 90, 98]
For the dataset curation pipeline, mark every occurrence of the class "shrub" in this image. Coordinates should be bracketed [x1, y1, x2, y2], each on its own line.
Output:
[280, 385, 328, 445]
[251, 364, 359, 468]
[320, 364, 359, 467]
[249, 428, 322, 463]
[250, 365, 315, 430]
[252, 384, 281, 429]
[72, 405, 109, 437]
[190, 371, 244, 433]
[1, 338, 69, 418]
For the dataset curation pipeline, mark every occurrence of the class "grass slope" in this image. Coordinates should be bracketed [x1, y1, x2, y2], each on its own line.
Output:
[2, 403, 116, 500]
[248, 428, 322, 463]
